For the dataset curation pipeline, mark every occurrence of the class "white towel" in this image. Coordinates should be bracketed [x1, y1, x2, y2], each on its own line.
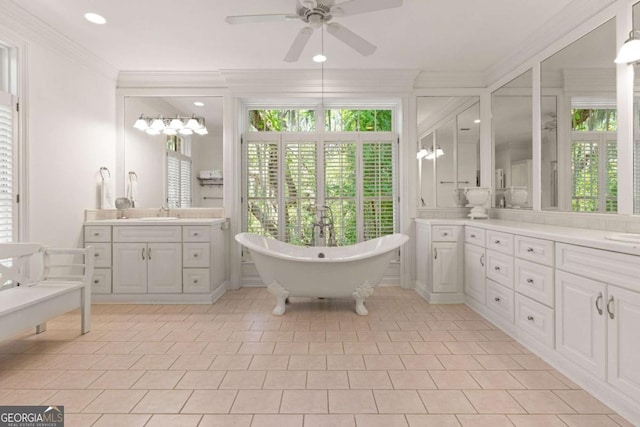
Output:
[127, 174, 138, 206]
[101, 177, 115, 209]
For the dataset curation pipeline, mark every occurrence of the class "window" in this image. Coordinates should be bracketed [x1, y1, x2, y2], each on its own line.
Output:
[0, 90, 16, 242]
[166, 136, 192, 208]
[325, 109, 392, 132]
[243, 106, 397, 247]
[571, 108, 617, 213]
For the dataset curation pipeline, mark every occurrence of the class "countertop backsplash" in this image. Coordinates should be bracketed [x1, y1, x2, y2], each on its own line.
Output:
[85, 207, 225, 221]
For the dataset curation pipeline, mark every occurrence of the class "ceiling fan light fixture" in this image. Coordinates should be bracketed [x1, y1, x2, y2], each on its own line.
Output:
[313, 54, 327, 63]
[301, 0, 317, 9]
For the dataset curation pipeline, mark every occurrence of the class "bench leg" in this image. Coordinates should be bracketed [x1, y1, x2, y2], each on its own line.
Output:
[36, 323, 47, 334]
[81, 286, 91, 334]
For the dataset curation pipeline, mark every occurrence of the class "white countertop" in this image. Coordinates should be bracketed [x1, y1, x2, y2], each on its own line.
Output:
[85, 218, 226, 226]
[415, 218, 640, 256]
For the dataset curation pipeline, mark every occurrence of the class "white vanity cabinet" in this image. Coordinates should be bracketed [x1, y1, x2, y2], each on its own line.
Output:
[84, 219, 227, 302]
[556, 243, 640, 399]
[464, 226, 486, 304]
[415, 220, 464, 303]
[112, 226, 182, 294]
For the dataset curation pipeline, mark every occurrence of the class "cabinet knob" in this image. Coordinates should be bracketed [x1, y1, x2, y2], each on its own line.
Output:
[470, 234, 476, 238]
[94, 253, 99, 257]
[494, 240, 501, 244]
[527, 315, 534, 321]
[494, 297, 501, 302]
[93, 279, 99, 284]
[526, 247, 534, 253]
[194, 232, 199, 236]
[494, 266, 501, 271]
[193, 253, 199, 258]
[93, 232, 100, 236]
[526, 278, 534, 284]
[193, 279, 199, 284]
[442, 232, 448, 236]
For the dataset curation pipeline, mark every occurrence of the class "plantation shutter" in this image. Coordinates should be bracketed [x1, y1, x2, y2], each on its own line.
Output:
[0, 91, 16, 243]
[180, 158, 192, 208]
[362, 141, 395, 241]
[167, 153, 180, 208]
[284, 141, 316, 245]
[246, 140, 280, 240]
[605, 139, 617, 212]
[324, 142, 357, 246]
[571, 139, 599, 212]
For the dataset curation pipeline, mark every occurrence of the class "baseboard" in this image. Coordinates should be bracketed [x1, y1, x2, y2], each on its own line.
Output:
[92, 293, 216, 304]
[211, 282, 227, 303]
[414, 281, 464, 304]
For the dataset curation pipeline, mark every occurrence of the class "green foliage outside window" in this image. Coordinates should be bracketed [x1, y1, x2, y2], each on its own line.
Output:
[326, 109, 392, 132]
[572, 109, 617, 131]
[249, 109, 315, 132]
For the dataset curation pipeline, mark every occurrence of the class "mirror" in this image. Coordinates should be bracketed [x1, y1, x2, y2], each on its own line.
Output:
[124, 96, 223, 208]
[541, 19, 616, 212]
[492, 70, 533, 209]
[417, 96, 480, 208]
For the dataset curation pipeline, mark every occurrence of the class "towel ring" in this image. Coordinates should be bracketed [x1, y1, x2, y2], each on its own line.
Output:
[99, 167, 110, 180]
[128, 171, 138, 181]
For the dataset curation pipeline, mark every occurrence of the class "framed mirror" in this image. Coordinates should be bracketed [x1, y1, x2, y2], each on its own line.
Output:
[541, 19, 616, 213]
[417, 96, 480, 209]
[124, 96, 223, 208]
[492, 70, 533, 209]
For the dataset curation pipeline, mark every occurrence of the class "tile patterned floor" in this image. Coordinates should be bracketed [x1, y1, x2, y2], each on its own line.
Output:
[0, 287, 634, 427]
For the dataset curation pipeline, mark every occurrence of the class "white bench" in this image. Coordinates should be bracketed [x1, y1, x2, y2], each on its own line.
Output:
[0, 243, 94, 341]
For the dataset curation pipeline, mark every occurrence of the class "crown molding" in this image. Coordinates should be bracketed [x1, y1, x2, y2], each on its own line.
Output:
[0, 1, 118, 81]
[220, 69, 420, 94]
[414, 71, 486, 88]
[117, 71, 227, 89]
[484, 0, 615, 87]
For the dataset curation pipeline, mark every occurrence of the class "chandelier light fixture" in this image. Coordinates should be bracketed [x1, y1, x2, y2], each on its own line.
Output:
[133, 115, 209, 136]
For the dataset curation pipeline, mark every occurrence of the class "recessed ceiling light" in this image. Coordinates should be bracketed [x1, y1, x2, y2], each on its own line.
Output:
[474, 119, 481, 123]
[313, 54, 327, 63]
[193, 101, 205, 107]
[85, 12, 106, 25]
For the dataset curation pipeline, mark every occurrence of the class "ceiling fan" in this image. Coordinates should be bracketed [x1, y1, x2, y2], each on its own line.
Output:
[225, 0, 403, 62]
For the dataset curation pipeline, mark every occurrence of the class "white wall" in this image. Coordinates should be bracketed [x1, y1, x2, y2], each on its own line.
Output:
[27, 43, 116, 247]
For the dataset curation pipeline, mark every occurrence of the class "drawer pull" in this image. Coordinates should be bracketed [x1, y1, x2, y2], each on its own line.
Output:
[94, 253, 99, 257]
[93, 279, 99, 284]
[442, 232, 448, 236]
[93, 232, 100, 236]
[526, 278, 534, 284]
[494, 297, 501, 302]
[194, 232, 199, 236]
[193, 279, 199, 284]
[434, 248, 438, 260]
[470, 234, 476, 238]
[595, 292, 603, 316]
[148, 248, 151, 260]
[527, 315, 534, 321]
[494, 266, 501, 271]
[142, 248, 145, 260]
[480, 254, 485, 267]
[607, 296, 615, 319]
[526, 247, 534, 253]
[494, 239, 501, 244]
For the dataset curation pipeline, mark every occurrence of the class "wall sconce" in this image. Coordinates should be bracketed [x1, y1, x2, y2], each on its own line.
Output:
[133, 115, 209, 136]
[615, 30, 640, 64]
[416, 146, 444, 160]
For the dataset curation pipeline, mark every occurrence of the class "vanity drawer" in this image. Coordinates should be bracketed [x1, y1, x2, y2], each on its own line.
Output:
[183, 268, 211, 293]
[515, 235, 554, 266]
[432, 225, 459, 242]
[183, 226, 211, 242]
[515, 259, 554, 307]
[87, 242, 111, 268]
[486, 249, 514, 289]
[515, 293, 554, 348]
[486, 230, 514, 255]
[113, 226, 181, 243]
[91, 268, 112, 294]
[486, 279, 514, 323]
[85, 226, 111, 243]
[556, 243, 640, 290]
[465, 227, 485, 246]
[183, 243, 210, 268]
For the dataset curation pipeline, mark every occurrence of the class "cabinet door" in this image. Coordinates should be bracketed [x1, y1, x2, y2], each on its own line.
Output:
[415, 222, 429, 289]
[432, 242, 458, 293]
[555, 270, 606, 379]
[607, 285, 640, 398]
[464, 243, 486, 304]
[113, 243, 147, 293]
[147, 243, 182, 293]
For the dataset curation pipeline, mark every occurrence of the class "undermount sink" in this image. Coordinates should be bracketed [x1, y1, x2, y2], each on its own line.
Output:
[605, 233, 640, 243]
[138, 217, 180, 221]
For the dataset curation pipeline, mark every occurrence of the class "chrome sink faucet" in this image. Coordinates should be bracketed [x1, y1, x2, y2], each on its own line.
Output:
[158, 206, 169, 217]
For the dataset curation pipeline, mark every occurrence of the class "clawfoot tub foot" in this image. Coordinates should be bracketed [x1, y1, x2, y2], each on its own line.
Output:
[267, 281, 290, 316]
[352, 281, 375, 316]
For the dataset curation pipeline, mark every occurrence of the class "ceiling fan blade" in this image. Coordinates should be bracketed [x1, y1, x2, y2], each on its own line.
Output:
[284, 27, 314, 62]
[326, 22, 376, 56]
[331, 0, 402, 17]
[225, 14, 298, 24]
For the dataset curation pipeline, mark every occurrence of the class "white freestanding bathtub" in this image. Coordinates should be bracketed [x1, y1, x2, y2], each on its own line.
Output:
[235, 232, 409, 316]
